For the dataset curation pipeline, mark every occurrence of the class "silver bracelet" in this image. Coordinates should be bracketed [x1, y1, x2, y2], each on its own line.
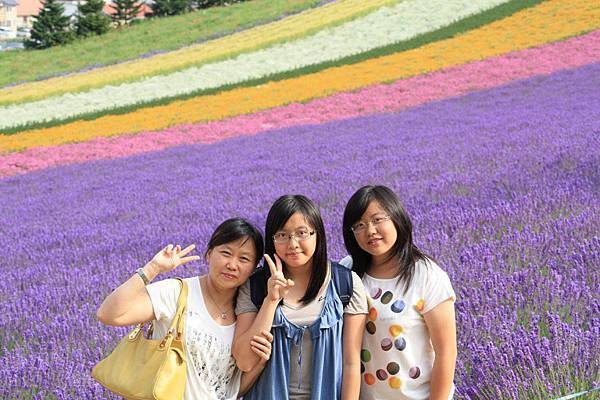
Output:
[136, 267, 151, 285]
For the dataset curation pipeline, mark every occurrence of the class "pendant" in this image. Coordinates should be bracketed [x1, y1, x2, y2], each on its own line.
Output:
[220, 312, 227, 319]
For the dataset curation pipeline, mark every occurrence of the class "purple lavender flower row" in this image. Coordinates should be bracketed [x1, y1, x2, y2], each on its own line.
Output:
[0, 63, 598, 399]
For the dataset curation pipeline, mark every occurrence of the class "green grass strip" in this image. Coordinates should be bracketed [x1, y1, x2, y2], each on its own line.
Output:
[0, 0, 322, 88]
[1, 0, 549, 135]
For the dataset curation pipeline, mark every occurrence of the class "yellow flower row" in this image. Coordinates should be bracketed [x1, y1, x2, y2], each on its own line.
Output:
[0, 0, 397, 105]
[1, 0, 598, 154]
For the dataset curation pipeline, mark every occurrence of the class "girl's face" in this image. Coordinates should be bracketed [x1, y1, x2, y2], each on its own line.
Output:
[206, 237, 257, 289]
[353, 200, 397, 259]
[273, 212, 317, 271]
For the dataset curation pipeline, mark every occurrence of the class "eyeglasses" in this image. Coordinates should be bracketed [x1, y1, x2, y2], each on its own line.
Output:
[273, 230, 316, 244]
[351, 214, 391, 233]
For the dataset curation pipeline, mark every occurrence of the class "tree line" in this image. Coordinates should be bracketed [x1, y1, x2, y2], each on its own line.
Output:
[25, 0, 249, 49]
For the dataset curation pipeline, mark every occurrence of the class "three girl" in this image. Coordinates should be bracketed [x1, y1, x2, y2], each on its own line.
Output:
[96, 187, 456, 400]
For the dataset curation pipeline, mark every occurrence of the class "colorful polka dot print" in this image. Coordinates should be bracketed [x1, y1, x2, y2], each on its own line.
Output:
[361, 285, 425, 391]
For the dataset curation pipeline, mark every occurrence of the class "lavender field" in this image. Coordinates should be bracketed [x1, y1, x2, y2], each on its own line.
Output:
[1, 61, 599, 399]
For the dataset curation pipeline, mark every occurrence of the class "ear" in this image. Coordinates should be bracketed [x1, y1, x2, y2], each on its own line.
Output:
[205, 249, 212, 261]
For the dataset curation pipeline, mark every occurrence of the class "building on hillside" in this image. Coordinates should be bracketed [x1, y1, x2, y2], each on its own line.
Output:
[17, 0, 152, 28]
[16, 0, 42, 28]
[0, 0, 18, 31]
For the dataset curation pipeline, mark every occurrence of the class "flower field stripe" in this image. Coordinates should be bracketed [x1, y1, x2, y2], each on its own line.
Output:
[1, 30, 598, 178]
[0, 0, 548, 135]
[0, 0, 325, 89]
[0, 64, 597, 398]
[1, 0, 598, 151]
[0, 0, 514, 129]
[0, 0, 397, 106]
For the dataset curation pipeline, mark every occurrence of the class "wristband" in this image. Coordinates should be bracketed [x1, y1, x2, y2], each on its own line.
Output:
[136, 267, 151, 285]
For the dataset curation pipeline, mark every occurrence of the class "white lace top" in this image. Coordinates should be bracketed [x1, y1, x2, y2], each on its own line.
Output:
[146, 277, 241, 400]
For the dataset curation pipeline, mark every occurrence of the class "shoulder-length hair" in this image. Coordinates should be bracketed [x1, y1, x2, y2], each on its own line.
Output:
[205, 218, 264, 268]
[265, 194, 328, 305]
[342, 185, 428, 292]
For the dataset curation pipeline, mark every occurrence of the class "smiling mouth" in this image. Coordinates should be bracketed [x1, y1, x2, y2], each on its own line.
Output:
[286, 252, 303, 257]
[367, 238, 382, 246]
[221, 273, 237, 280]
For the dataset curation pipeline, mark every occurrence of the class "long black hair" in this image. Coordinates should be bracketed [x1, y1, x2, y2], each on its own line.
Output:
[265, 195, 328, 305]
[342, 185, 428, 292]
[206, 218, 264, 268]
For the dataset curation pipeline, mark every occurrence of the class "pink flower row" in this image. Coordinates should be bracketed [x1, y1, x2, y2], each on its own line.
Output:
[1, 30, 599, 179]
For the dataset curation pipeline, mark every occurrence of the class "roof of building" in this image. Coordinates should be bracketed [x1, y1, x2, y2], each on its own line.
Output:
[1, 0, 18, 7]
[15, 0, 151, 18]
[16, 0, 43, 16]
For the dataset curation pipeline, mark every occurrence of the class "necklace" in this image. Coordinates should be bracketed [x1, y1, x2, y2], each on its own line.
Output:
[203, 278, 231, 319]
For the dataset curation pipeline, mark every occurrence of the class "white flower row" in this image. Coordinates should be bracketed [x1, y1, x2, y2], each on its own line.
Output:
[0, 0, 509, 130]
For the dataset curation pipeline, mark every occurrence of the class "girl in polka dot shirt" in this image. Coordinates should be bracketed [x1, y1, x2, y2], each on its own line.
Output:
[340, 185, 457, 400]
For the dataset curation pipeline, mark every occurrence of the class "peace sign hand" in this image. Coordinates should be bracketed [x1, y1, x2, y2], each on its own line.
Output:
[264, 254, 294, 303]
[149, 244, 201, 274]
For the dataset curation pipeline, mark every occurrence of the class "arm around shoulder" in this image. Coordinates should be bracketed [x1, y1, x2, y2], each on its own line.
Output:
[233, 258, 289, 372]
[232, 296, 279, 372]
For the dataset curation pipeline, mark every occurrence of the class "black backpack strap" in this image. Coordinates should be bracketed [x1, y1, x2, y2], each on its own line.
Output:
[249, 264, 271, 309]
[331, 262, 353, 308]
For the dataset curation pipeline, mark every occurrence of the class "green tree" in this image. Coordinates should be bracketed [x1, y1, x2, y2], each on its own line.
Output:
[151, 0, 191, 16]
[110, 0, 143, 26]
[76, 0, 111, 37]
[25, 0, 74, 49]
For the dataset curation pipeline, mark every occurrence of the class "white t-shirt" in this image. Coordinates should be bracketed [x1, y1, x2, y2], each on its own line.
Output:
[340, 256, 456, 400]
[146, 277, 241, 400]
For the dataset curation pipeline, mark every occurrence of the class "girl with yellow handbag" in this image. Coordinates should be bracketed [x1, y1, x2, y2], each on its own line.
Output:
[95, 218, 273, 400]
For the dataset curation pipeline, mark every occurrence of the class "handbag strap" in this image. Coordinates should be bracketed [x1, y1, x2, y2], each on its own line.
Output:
[168, 278, 188, 340]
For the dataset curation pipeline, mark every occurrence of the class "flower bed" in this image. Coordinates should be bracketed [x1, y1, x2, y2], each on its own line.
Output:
[0, 0, 395, 105]
[1, 0, 597, 149]
[0, 0, 513, 130]
[0, 63, 597, 398]
[0, 30, 597, 177]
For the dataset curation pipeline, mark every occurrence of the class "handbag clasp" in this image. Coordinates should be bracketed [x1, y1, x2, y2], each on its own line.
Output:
[128, 324, 143, 340]
[159, 328, 174, 348]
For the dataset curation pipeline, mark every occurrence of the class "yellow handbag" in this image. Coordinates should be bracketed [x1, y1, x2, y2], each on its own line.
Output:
[92, 278, 188, 400]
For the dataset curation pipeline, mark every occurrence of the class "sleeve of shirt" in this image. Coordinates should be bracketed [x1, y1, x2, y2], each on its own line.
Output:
[339, 255, 353, 269]
[422, 261, 456, 314]
[235, 279, 258, 316]
[344, 271, 368, 315]
[145, 278, 180, 323]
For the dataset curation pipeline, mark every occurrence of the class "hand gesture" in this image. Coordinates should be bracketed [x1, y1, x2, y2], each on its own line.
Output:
[264, 254, 294, 303]
[149, 244, 200, 274]
[250, 330, 274, 364]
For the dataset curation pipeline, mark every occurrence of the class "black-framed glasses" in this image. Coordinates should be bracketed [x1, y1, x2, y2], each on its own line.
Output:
[273, 230, 315, 244]
[351, 214, 391, 233]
